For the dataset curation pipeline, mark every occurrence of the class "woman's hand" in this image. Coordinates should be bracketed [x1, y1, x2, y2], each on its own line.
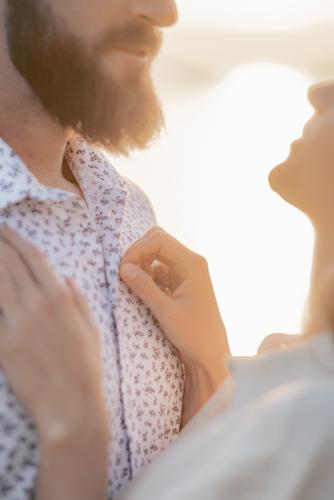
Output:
[0, 225, 108, 500]
[120, 227, 230, 424]
[258, 268, 334, 353]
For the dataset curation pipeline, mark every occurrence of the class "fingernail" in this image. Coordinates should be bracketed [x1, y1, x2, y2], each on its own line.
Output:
[121, 263, 139, 280]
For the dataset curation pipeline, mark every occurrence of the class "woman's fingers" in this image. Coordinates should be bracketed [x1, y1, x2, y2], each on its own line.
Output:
[0, 263, 20, 336]
[0, 225, 63, 296]
[152, 261, 171, 290]
[120, 263, 171, 320]
[0, 237, 37, 304]
[257, 333, 300, 353]
[122, 227, 194, 270]
[66, 278, 98, 333]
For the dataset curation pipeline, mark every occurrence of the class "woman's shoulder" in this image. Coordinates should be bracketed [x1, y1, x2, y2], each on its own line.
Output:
[250, 377, 334, 451]
[263, 377, 334, 415]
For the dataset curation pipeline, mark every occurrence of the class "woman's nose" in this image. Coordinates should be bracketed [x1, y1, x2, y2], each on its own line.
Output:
[129, 0, 178, 27]
[308, 81, 334, 113]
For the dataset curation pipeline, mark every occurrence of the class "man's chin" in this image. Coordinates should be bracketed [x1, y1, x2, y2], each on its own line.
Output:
[71, 81, 164, 155]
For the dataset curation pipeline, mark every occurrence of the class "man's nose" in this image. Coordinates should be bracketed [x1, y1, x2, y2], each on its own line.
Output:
[129, 0, 178, 27]
[308, 81, 334, 113]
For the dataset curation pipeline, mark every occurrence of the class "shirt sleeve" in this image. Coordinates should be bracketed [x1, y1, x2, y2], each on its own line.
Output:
[119, 378, 334, 500]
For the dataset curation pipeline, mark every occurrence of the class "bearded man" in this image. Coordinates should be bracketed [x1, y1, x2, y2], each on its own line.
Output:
[0, 1, 184, 498]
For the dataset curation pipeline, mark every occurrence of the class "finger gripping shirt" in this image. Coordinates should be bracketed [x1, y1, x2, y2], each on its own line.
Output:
[0, 136, 185, 499]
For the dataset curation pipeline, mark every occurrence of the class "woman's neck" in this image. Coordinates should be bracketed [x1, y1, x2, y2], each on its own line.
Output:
[304, 225, 334, 337]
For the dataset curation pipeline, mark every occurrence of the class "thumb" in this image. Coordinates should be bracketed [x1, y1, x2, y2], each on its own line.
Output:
[120, 263, 170, 319]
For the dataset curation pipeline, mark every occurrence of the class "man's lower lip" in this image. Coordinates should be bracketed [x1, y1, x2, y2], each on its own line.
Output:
[113, 47, 149, 63]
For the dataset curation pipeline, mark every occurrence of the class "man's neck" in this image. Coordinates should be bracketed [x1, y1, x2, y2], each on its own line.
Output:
[0, 98, 73, 188]
[0, 33, 73, 189]
[304, 224, 334, 337]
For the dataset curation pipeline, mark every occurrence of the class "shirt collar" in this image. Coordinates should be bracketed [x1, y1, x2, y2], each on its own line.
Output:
[0, 135, 127, 210]
[65, 136, 127, 194]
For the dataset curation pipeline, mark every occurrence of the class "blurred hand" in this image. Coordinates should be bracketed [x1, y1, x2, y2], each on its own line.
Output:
[258, 268, 334, 353]
[257, 333, 301, 353]
[120, 226, 230, 381]
[0, 225, 107, 440]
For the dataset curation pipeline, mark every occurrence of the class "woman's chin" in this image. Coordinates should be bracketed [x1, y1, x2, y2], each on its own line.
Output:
[268, 160, 304, 209]
[268, 163, 281, 193]
[269, 161, 290, 193]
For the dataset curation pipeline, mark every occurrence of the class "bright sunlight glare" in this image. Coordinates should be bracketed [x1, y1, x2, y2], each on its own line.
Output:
[114, 63, 315, 355]
[192, 64, 314, 355]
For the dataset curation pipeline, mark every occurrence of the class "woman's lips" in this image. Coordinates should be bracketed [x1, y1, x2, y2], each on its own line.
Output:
[290, 139, 303, 155]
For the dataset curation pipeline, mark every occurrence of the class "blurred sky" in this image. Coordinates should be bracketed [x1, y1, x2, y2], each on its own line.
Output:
[178, 0, 334, 30]
[112, 2, 334, 355]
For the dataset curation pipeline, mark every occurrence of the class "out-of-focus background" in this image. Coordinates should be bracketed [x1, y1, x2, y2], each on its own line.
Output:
[113, 1, 334, 355]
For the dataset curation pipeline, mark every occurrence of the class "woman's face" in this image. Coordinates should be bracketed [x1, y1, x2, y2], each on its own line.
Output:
[269, 81, 334, 228]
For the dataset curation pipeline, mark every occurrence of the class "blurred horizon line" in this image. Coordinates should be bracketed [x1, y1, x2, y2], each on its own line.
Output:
[156, 21, 334, 92]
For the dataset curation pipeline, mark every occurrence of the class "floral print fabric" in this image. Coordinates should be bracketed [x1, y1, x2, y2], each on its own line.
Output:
[0, 137, 184, 499]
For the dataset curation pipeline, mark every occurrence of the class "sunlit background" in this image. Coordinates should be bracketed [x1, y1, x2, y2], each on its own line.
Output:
[112, 1, 334, 355]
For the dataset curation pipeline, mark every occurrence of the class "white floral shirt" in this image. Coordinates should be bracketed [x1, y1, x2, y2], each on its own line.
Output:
[0, 136, 184, 499]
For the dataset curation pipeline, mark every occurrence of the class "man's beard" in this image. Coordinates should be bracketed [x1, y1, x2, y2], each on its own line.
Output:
[5, 0, 164, 155]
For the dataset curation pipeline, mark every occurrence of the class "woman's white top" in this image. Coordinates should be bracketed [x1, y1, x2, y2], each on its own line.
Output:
[121, 331, 334, 500]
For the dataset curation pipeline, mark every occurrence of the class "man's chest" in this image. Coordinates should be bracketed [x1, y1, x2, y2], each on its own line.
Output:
[0, 198, 184, 498]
